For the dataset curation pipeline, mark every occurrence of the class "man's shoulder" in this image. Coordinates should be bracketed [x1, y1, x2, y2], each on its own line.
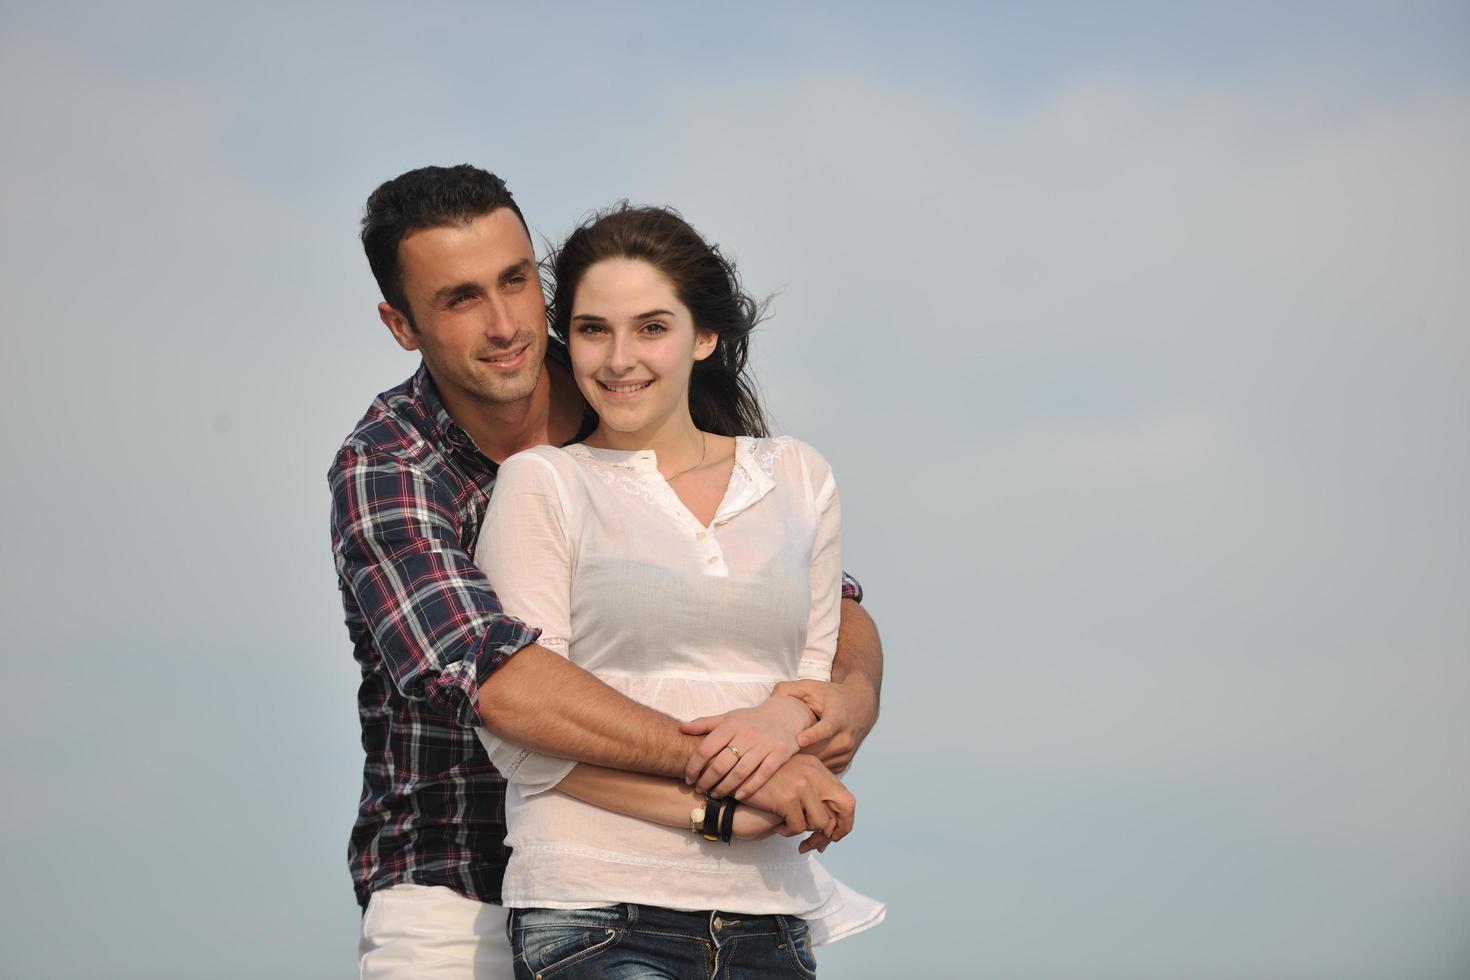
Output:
[332, 374, 438, 471]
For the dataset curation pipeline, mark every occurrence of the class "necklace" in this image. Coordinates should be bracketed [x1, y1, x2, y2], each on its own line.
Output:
[663, 431, 706, 482]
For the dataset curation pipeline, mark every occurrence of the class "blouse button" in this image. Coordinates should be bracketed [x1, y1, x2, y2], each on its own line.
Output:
[696, 530, 708, 541]
[706, 556, 719, 565]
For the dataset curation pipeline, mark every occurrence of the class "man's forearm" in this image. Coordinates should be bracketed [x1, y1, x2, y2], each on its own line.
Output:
[770, 598, 884, 772]
[832, 598, 883, 709]
[477, 644, 697, 778]
[478, 599, 881, 780]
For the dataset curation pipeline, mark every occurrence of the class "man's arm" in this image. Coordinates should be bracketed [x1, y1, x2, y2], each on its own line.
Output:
[331, 446, 539, 727]
[477, 644, 697, 778]
[331, 444, 695, 776]
[483, 594, 883, 782]
[777, 596, 883, 772]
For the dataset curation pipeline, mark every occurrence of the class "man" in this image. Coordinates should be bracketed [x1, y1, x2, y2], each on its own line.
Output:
[330, 164, 883, 978]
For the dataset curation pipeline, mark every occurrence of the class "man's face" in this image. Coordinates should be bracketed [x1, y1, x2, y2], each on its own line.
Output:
[380, 208, 548, 409]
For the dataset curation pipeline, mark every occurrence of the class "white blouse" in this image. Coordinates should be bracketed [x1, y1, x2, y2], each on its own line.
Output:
[473, 435, 883, 945]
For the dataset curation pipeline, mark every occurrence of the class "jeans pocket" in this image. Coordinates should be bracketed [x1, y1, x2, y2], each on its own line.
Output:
[513, 907, 626, 978]
[779, 917, 818, 979]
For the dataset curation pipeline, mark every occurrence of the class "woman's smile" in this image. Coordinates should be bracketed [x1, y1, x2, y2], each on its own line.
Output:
[596, 379, 654, 398]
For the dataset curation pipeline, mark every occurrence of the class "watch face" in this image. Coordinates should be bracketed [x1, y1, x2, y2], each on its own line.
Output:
[691, 806, 705, 826]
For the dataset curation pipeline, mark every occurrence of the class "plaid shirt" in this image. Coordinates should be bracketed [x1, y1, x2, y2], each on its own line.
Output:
[330, 349, 863, 908]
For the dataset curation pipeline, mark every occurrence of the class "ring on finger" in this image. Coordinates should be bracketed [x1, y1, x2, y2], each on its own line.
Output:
[726, 746, 741, 759]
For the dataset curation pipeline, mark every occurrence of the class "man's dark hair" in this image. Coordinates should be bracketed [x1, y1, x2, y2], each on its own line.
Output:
[360, 164, 529, 327]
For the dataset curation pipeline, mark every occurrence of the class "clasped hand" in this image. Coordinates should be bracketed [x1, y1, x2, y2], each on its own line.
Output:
[680, 692, 858, 853]
[681, 694, 814, 799]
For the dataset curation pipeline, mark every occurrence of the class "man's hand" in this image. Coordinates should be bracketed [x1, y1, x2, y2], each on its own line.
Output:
[739, 754, 855, 847]
[771, 678, 879, 774]
[680, 695, 816, 799]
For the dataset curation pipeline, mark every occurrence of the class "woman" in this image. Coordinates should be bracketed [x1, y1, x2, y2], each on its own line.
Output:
[474, 205, 884, 978]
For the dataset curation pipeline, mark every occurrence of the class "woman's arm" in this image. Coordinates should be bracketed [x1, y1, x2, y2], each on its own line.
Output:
[557, 763, 787, 841]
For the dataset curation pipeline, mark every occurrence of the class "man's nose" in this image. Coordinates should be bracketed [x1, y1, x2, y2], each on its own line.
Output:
[480, 293, 520, 343]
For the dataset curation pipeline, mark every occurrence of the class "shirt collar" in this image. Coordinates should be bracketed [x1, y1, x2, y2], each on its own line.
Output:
[410, 363, 473, 450]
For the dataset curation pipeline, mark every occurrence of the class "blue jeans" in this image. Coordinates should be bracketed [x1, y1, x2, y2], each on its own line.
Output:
[509, 903, 817, 979]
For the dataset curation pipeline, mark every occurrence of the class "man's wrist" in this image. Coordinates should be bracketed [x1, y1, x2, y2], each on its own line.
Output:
[834, 676, 879, 726]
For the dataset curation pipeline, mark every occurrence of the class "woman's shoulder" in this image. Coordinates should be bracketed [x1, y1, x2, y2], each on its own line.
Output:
[495, 445, 583, 492]
[740, 434, 835, 491]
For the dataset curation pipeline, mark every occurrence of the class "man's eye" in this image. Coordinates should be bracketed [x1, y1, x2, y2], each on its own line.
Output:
[448, 294, 474, 307]
[504, 275, 527, 288]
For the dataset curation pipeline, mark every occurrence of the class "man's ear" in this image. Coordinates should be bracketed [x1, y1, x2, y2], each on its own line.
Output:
[379, 302, 420, 352]
[693, 329, 718, 362]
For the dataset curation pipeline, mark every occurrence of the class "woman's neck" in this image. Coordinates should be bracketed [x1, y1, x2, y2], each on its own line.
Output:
[586, 411, 706, 472]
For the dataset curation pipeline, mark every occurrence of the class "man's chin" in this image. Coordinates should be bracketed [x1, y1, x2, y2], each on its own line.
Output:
[472, 363, 541, 406]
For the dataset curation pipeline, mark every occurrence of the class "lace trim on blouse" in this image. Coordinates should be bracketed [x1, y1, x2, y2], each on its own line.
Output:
[563, 436, 791, 518]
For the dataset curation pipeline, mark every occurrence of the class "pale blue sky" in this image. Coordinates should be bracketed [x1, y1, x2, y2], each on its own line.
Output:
[2, 3, 1467, 978]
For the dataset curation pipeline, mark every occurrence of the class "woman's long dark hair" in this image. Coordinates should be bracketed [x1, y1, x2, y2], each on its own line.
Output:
[547, 204, 771, 438]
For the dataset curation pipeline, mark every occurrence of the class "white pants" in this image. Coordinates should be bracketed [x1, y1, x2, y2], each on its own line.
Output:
[359, 883, 514, 980]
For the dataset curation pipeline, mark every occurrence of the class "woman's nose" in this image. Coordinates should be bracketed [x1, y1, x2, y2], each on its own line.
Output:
[607, 333, 636, 372]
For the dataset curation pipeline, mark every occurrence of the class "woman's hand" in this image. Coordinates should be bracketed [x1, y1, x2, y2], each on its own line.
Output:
[741, 754, 856, 847]
[680, 695, 817, 799]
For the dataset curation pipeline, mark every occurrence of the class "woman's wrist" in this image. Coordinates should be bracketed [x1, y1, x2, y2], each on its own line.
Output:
[730, 804, 783, 840]
[772, 693, 818, 730]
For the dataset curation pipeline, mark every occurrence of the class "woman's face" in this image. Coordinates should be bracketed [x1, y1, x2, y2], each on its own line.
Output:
[568, 257, 716, 444]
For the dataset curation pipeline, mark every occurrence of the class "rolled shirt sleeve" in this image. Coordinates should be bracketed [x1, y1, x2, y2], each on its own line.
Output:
[330, 446, 541, 729]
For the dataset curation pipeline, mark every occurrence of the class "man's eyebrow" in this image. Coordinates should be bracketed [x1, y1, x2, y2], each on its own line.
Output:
[498, 258, 535, 282]
[431, 281, 479, 304]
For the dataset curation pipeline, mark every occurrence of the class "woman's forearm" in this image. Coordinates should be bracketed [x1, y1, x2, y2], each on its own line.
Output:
[557, 764, 782, 839]
[557, 763, 704, 829]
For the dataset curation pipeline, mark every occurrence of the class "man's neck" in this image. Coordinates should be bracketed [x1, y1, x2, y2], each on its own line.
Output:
[437, 361, 586, 464]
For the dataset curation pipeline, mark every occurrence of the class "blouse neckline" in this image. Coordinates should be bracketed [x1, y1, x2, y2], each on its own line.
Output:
[562, 436, 785, 531]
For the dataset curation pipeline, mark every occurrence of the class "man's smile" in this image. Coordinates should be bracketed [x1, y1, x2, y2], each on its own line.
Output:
[477, 344, 530, 371]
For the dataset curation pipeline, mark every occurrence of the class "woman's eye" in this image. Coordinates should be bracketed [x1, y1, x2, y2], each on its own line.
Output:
[576, 322, 605, 334]
[641, 322, 667, 334]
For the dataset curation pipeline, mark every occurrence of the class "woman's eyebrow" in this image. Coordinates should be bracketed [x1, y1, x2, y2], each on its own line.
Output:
[570, 308, 676, 322]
